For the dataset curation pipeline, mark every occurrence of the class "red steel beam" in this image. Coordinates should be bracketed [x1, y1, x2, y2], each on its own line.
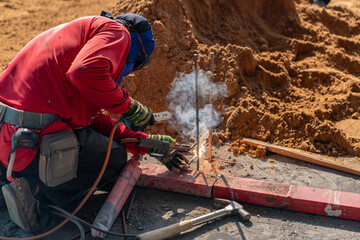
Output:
[138, 163, 360, 221]
[137, 163, 217, 198]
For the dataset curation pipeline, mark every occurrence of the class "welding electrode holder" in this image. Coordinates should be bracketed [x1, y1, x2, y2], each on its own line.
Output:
[137, 137, 170, 158]
[122, 137, 190, 153]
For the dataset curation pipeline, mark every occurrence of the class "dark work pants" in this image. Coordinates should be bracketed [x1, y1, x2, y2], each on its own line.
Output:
[7, 127, 128, 208]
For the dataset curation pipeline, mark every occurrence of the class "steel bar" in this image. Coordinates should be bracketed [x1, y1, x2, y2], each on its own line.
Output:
[208, 52, 215, 162]
[121, 210, 127, 238]
[188, 155, 197, 164]
[126, 188, 137, 219]
[137, 163, 360, 221]
[203, 157, 234, 165]
[137, 163, 218, 198]
[194, 54, 200, 171]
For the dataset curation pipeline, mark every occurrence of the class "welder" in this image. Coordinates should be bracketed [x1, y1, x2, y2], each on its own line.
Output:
[0, 11, 188, 232]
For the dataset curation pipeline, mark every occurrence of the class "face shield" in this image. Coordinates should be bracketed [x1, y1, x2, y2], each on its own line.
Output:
[100, 11, 155, 85]
[118, 29, 154, 84]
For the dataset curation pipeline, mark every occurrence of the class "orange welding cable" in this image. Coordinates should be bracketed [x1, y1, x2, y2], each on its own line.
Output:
[0, 122, 120, 240]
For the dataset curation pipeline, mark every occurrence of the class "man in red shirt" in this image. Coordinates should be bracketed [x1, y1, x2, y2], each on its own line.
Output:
[0, 11, 188, 232]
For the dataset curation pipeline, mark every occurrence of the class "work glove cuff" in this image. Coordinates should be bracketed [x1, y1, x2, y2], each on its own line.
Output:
[122, 98, 155, 132]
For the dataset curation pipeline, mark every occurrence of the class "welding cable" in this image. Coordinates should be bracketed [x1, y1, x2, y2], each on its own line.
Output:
[48, 205, 137, 239]
[72, 230, 90, 240]
[49, 210, 85, 240]
[0, 121, 121, 240]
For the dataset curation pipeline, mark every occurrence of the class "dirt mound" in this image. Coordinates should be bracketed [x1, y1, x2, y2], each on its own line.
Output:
[113, 0, 360, 158]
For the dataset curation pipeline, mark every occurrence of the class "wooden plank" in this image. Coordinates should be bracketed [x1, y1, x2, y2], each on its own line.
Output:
[335, 119, 360, 139]
[240, 137, 360, 176]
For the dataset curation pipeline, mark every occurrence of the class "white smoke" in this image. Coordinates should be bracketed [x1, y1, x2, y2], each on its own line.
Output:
[166, 70, 229, 138]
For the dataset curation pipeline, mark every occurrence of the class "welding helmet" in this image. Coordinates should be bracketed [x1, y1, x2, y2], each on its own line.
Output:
[100, 11, 155, 84]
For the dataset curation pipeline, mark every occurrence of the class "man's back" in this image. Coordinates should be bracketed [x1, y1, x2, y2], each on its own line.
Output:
[0, 16, 131, 127]
[0, 16, 132, 171]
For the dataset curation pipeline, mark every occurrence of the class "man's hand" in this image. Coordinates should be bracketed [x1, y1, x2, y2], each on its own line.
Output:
[146, 135, 189, 172]
[159, 150, 189, 172]
[122, 98, 155, 132]
[146, 134, 175, 154]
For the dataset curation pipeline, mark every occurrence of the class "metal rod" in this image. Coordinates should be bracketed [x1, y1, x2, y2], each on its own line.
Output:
[188, 154, 198, 164]
[204, 157, 234, 165]
[208, 52, 215, 162]
[168, 120, 191, 144]
[121, 210, 128, 240]
[126, 189, 137, 219]
[194, 54, 200, 171]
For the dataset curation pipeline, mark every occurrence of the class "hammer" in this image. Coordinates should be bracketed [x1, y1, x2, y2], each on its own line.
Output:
[136, 198, 251, 240]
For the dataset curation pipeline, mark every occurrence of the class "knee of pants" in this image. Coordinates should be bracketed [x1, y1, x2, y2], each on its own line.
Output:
[107, 144, 128, 170]
[75, 127, 128, 171]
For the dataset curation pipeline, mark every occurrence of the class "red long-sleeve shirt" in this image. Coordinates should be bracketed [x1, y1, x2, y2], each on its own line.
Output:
[0, 16, 147, 171]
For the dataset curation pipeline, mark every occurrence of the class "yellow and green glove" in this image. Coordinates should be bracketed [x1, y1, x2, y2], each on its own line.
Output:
[147, 135, 188, 172]
[146, 134, 175, 155]
[122, 98, 155, 132]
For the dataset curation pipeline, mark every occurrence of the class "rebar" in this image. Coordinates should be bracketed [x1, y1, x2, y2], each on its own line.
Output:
[121, 210, 127, 239]
[208, 52, 215, 162]
[194, 54, 200, 171]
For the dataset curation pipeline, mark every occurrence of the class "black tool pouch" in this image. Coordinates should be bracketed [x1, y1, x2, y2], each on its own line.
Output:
[39, 129, 79, 187]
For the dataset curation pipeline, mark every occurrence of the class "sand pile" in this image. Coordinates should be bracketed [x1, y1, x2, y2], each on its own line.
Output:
[113, 0, 360, 158]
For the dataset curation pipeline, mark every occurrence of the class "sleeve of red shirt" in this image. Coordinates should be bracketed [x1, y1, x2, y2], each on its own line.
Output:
[90, 112, 148, 155]
[66, 19, 132, 115]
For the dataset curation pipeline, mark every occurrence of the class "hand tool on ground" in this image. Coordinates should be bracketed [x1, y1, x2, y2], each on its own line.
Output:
[136, 198, 251, 240]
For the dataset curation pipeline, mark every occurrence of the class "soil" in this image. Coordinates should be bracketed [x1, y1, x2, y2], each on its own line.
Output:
[115, 0, 360, 159]
[1, 0, 360, 240]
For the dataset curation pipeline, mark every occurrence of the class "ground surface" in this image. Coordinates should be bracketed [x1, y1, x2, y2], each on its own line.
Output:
[1, 0, 360, 240]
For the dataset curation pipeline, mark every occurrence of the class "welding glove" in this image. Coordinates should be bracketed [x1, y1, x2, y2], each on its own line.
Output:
[146, 134, 175, 155]
[158, 150, 189, 172]
[122, 98, 155, 132]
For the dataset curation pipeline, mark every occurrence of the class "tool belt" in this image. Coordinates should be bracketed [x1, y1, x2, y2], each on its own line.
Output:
[0, 102, 61, 129]
[0, 102, 78, 187]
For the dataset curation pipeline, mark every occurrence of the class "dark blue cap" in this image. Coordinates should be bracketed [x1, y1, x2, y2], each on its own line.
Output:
[100, 11, 155, 58]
